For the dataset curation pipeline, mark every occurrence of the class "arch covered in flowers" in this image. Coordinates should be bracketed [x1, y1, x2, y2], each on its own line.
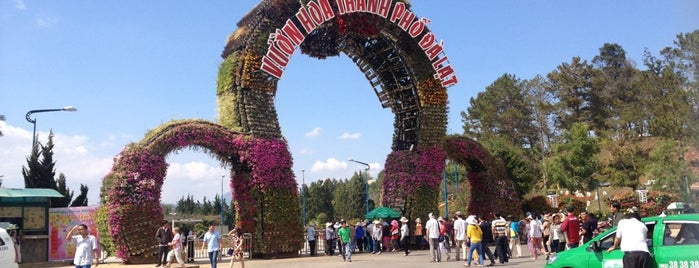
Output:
[381, 136, 521, 221]
[100, 120, 301, 262]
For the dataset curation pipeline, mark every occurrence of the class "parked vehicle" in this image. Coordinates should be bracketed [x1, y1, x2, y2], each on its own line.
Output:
[546, 213, 699, 268]
[0, 227, 18, 268]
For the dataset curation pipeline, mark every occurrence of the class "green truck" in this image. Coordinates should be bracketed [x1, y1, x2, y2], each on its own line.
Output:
[545, 213, 699, 268]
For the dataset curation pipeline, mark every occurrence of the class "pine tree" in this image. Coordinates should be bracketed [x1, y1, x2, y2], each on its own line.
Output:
[54, 173, 74, 207]
[70, 184, 89, 207]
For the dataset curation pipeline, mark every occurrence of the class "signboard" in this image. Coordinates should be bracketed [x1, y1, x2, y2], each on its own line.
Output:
[48, 206, 99, 262]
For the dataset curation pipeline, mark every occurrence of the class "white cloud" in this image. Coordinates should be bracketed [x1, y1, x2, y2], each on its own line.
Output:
[36, 16, 58, 28]
[305, 127, 322, 137]
[13, 0, 26, 10]
[310, 158, 347, 173]
[298, 148, 313, 155]
[338, 132, 361, 140]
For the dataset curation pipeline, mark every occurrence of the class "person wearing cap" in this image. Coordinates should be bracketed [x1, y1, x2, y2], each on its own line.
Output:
[372, 220, 384, 254]
[400, 217, 411, 256]
[454, 211, 467, 261]
[425, 213, 441, 262]
[491, 212, 508, 263]
[560, 205, 581, 249]
[606, 207, 651, 268]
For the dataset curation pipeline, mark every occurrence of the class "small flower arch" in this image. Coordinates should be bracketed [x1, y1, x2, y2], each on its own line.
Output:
[99, 120, 301, 263]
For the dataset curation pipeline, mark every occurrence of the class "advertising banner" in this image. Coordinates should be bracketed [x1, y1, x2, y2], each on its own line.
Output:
[48, 206, 99, 262]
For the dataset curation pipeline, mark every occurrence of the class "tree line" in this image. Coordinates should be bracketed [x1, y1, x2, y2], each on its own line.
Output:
[461, 30, 698, 197]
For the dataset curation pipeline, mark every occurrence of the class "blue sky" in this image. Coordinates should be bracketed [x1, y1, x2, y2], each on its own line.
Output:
[1, 0, 698, 205]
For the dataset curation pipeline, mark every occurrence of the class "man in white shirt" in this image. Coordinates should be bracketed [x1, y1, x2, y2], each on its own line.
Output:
[453, 211, 467, 261]
[606, 207, 651, 268]
[65, 224, 99, 268]
[425, 212, 441, 262]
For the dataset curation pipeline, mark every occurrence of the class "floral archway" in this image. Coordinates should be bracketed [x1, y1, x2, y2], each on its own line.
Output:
[99, 120, 301, 262]
[100, 0, 474, 261]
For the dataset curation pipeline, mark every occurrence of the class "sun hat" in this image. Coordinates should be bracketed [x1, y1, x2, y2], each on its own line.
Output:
[325, 222, 332, 228]
[465, 215, 477, 225]
[400, 216, 409, 223]
[415, 218, 421, 223]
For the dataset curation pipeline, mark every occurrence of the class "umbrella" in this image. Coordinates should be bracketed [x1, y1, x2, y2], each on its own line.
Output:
[365, 207, 401, 219]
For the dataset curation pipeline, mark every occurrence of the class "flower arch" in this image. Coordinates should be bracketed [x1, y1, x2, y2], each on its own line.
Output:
[101, 0, 472, 261]
[100, 120, 301, 262]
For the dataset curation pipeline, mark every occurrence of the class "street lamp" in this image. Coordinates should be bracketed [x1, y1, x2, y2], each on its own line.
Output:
[301, 169, 306, 226]
[348, 158, 370, 215]
[26, 106, 77, 148]
[221, 175, 225, 226]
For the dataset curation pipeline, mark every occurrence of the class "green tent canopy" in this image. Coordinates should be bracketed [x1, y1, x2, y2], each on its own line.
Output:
[365, 207, 401, 219]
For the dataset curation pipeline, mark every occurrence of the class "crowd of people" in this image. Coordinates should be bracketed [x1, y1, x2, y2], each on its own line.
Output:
[306, 203, 624, 266]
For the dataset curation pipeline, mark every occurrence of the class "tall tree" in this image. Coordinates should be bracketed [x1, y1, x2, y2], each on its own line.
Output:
[547, 57, 599, 131]
[645, 139, 685, 192]
[22, 131, 58, 189]
[461, 73, 538, 148]
[332, 173, 366, 220]
[545, 123, 601, 192]
[306, 178, 338, 221]
[524, 75, 557, 187]
[53, 173, 74, 207]
[70, 184, 89, 207]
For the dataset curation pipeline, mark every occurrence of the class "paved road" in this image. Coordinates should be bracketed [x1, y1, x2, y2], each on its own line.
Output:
[22, 246, 549, 268]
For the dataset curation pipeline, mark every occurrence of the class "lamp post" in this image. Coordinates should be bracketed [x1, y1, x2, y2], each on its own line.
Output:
[348, 158, 370, 215]
[301, 169, 306, 226]
[25, 106, 77, 148]
[221, 175, 225, 226]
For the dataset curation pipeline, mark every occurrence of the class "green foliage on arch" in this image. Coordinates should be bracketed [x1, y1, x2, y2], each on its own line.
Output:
[99, 119, 302, 262]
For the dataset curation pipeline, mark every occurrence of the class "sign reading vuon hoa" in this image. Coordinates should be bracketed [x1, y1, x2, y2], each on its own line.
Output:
[260, 0, 458, 87]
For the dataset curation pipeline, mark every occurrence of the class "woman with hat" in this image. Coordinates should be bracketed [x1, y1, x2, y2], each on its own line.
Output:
[414, 218, 424, 250]
[466, 215, 484, 267]
[438, 217, 452, 261]
[390, 220, 400, 252]
[400, 217, 411, 256]
[325, 222, 336, 256]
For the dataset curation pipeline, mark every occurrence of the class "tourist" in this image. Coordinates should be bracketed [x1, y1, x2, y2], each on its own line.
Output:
[9, 229, 20, 264]
[306, 223, 316, 256]
[65, 224, 99, 268]
[478, 215, 496, 266]
[155, 221, 173, 267]
[610, 201, 624, 228]
[547, 213, 566, 253]
[390, 220, 400, 252]
[527, 214, 546, 260]
[581, 211, 598, 243]
[165, 227, 185, 268]
[491, 212, 509, 264]
[560, 206, 581, 249]
[453, 211, 467, 261]
[508, 215, 522, 258]
[227, 227, 245, 268]
[382, 221, 391, 251]
[438, 217, 452, 261]
[606, 207, 651, 268]
[201, 224, 222, 268]
[366, 220, 374, 253]
[542, 212, 552, 254]
[324, 222, 336, 256]
[355, 222, 365, 253]
[425, 213, 441, 262]
[400, 217, 410, 256]
[465, 215, 484, 267]
[338, 221, 352, 262]
[372, 220, 383, 254]
[414, 218, 424, 250]
[186, 230, 195, 263]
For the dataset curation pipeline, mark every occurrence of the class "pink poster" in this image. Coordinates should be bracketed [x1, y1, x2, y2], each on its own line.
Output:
[48, 206, 100, 262]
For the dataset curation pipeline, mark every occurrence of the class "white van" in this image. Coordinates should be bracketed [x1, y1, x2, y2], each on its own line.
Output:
[0, 227, 18, 268]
